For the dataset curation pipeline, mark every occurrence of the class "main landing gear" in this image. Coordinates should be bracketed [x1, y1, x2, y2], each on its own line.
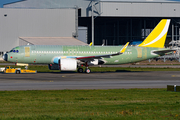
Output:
[77, 68, 83, 73]
[77, 67, 91, 73]
[77, 62, 91, 73]
[85, 68, 91, 74]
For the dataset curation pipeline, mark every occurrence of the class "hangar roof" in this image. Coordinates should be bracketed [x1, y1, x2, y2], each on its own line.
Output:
[19, 37, 88, 46]
[100, 0, 179, 2]
[0, 0, 25, 8]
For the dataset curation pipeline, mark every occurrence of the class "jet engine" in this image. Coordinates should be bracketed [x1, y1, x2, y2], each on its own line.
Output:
[60, 59, 77, 71]
[87, 59, 98, 65]
[49, 59, 77, 71]
[87, 59, 105, 66]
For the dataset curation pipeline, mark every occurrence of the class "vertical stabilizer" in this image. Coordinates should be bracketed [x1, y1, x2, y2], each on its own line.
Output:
[138, 19, 170, 48]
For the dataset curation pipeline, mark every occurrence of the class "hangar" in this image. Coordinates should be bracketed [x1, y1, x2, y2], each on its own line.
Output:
[0, 0, 180, 56]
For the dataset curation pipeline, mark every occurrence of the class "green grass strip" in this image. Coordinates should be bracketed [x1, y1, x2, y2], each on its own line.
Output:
[0, 89, 180, 120]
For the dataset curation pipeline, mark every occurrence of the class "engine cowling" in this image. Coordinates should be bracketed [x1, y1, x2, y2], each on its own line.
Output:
[49, 59, 77, 71]
[60, 59, 77, 71]
[87, 59, 105, 66]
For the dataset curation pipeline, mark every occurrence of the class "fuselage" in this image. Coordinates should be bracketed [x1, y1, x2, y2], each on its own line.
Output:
[4, 45, 165, 65]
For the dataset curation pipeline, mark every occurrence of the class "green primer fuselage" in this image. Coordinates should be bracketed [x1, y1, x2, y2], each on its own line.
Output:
[7, 45, 165, 65]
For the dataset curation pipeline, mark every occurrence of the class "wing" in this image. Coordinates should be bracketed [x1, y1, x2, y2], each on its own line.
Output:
[76, 42, 129, 61]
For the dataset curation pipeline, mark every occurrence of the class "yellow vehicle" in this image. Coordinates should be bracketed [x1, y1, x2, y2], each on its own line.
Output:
[3, 66, 37, 74]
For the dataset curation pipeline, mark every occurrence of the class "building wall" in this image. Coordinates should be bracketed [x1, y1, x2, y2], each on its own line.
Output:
[0, 8, 76, 51]
[78, 27, 87, 44]
[100, 2, 180, 17]
[3, 0, 101, 17]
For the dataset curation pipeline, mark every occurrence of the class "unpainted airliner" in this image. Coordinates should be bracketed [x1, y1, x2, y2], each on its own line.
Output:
[3, 19, 174, 73]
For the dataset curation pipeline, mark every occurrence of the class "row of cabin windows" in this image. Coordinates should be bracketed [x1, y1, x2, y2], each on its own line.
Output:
[32, 51, 132, 54]
[32, 51, 117, 54]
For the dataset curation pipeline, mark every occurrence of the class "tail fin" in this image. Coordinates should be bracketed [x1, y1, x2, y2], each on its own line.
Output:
[138, 19, 170, 48]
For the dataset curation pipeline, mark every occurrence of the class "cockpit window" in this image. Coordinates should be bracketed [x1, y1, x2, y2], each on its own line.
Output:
[10, 49, 19, 53]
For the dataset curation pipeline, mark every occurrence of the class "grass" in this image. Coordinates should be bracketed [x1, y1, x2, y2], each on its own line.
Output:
[0, 89, 180, 120]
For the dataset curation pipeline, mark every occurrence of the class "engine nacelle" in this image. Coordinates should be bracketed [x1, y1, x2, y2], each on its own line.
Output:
[87, 59, 105, 66]
[60, 59, 77, 71]
[88, 59, 98, 66]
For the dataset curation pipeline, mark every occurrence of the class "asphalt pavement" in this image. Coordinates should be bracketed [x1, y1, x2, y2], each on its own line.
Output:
[0, 71, 180, 91]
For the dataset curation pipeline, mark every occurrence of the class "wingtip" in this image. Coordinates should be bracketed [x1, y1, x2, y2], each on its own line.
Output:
[120, 42, 129, 53]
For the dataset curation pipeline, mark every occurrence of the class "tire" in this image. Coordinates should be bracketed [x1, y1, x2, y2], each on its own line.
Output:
[78, 68, 83, 73]
[85, 68, 91, 74]
[16, 70, 20, 74]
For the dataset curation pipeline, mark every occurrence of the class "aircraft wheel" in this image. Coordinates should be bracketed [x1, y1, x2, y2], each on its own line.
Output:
[16, 70, 20, 74]
[85, 68, 91, 74]
[78, 68, 83, 73]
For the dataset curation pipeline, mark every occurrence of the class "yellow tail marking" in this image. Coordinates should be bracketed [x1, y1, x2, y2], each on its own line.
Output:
[138, 19, 170, 48]
[120, 42, 129, 53]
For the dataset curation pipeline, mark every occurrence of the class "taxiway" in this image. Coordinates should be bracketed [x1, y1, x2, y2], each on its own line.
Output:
[0, 71, 180, 90]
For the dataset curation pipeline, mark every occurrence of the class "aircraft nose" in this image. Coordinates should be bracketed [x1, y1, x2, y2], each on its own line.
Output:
[3, 53, 8, 61]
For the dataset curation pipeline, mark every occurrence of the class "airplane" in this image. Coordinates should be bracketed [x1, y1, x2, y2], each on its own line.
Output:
[3, 19, 174, 73]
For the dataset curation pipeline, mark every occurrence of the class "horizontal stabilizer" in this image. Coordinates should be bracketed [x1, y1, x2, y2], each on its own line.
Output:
[153, 49, 175, 55]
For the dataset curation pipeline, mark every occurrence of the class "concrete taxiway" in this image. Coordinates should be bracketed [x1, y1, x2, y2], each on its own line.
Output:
[0, 71, 180, 91]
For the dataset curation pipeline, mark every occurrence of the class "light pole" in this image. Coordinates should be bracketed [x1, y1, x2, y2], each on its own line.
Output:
[91, 1, 94, 46]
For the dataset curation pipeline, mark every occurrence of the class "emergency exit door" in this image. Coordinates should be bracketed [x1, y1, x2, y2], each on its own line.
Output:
[137, 48, 142, 58]
[25, 47, 30, 57]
